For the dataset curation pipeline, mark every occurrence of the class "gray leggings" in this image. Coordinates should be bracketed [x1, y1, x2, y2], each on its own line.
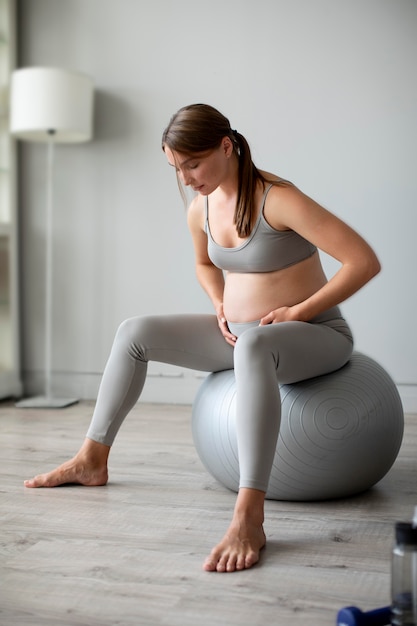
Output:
[86, 307, 353, 493]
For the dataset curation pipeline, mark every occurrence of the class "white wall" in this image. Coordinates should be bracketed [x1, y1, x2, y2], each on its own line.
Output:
[17, 0, 417, 411]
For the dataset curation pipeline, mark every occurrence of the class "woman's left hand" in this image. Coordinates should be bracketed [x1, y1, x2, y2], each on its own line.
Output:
[259, 306, 300, 326]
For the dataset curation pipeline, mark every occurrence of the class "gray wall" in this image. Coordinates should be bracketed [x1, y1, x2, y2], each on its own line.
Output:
[17, 0, 417, 410]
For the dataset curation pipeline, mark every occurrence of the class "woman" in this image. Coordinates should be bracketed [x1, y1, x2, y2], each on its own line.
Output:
[24, 104, 381, 573]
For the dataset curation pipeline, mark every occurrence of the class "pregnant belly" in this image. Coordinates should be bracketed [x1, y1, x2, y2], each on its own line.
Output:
[222, 254, 327, 323]
[222, 273, 298, 323]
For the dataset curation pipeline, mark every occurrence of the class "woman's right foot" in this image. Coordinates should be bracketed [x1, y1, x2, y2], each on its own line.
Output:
[24, 439, 110, 488]
[24, 459, 108, 488]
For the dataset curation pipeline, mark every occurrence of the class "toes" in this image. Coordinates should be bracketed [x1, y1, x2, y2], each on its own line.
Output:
[203, 549, 250, 573]
[24, 476, 41, 488]
[235, 553, 246, 571]
[244, 550, 259, 569]
[217, 555, 230, 572]
[202, 557, 217, 572]
[203, 549, 229, 573]
[203, 527, 265, 573]
[203, 548, 220, 571]
[24, 473, 58, 488]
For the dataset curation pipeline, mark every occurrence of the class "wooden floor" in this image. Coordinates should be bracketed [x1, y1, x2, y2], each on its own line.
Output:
[0, 400, 416, 626]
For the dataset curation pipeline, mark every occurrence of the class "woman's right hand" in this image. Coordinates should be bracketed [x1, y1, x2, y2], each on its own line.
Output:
[216, 304, 237, 346]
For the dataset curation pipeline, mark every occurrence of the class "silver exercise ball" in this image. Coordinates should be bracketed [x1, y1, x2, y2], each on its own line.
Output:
[191, 352, 404, 501]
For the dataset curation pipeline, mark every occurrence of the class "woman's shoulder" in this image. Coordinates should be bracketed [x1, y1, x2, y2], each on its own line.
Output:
[187, 193, 206, 231]
[259, 170, 295, 189]
[188, 193, 205, 216]
[259, 171, 300, 208]
[260, 174, 314, 230]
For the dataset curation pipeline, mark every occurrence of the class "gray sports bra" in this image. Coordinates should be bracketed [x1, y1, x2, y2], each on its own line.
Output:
[204, 184, 317, 273]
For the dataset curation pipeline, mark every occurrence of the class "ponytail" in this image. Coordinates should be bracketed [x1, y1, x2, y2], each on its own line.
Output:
[233, 132, 263, 237]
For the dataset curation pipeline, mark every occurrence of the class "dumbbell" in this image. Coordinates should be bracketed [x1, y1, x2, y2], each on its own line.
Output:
[336, 605, 391, 626]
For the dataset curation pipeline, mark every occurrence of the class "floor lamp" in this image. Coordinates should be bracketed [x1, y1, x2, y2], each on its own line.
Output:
[10, 67, 94, 408]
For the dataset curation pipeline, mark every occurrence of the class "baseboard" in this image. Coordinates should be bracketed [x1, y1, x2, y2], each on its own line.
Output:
[18, 368, 417, 413]
[19, 364, 207, 405]
[0, 370, 23, 400]
[396, 385, 417, 415]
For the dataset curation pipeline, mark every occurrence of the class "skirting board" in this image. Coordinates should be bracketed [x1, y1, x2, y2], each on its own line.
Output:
[19, 368, 207, 406]
[16, 368, 417, 414]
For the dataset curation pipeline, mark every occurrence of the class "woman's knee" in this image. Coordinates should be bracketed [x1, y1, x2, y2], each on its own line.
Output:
[116, 316, 141, 341]
[113, 316, 154, 358]
[234, 327, 275, 366]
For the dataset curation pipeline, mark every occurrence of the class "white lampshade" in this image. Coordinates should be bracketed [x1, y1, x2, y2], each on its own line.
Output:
[10, 67, 94, 143]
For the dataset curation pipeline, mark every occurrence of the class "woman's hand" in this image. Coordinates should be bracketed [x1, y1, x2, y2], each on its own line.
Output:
[216, 304, 237, 346]
[259, 306, 300, 326]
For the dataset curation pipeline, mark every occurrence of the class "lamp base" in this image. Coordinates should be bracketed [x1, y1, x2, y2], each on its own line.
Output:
[15, 396, 79, 409]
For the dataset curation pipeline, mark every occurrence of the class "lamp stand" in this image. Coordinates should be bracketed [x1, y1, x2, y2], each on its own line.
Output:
[16, 134, 78, 409]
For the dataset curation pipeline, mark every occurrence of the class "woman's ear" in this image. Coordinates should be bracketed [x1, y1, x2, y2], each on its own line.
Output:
[222, 136, 234, 158]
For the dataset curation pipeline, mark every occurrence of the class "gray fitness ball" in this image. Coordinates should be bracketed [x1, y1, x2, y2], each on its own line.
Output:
[192, 352, 404, 501]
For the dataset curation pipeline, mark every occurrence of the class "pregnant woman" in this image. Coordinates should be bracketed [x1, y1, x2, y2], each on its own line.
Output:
[24, 103, 380, 573]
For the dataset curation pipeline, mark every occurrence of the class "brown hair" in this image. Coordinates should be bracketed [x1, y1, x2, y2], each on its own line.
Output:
[162, 103, 285, 238]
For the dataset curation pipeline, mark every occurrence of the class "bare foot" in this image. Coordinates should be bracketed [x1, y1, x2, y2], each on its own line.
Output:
[203, 488, 266, 573]
[24, 439, 110, 488]
[203, 519, 266, 573]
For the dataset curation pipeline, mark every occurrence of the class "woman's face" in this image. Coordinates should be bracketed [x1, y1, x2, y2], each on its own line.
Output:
[164, 138, 233, 195]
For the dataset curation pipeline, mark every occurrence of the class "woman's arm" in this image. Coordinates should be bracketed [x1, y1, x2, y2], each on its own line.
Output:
[261, 185, 381, 324]
[187, 197, 237, 344]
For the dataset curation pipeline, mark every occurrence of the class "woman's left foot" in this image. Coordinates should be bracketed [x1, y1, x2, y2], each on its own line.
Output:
[203, 518, 266, 572]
